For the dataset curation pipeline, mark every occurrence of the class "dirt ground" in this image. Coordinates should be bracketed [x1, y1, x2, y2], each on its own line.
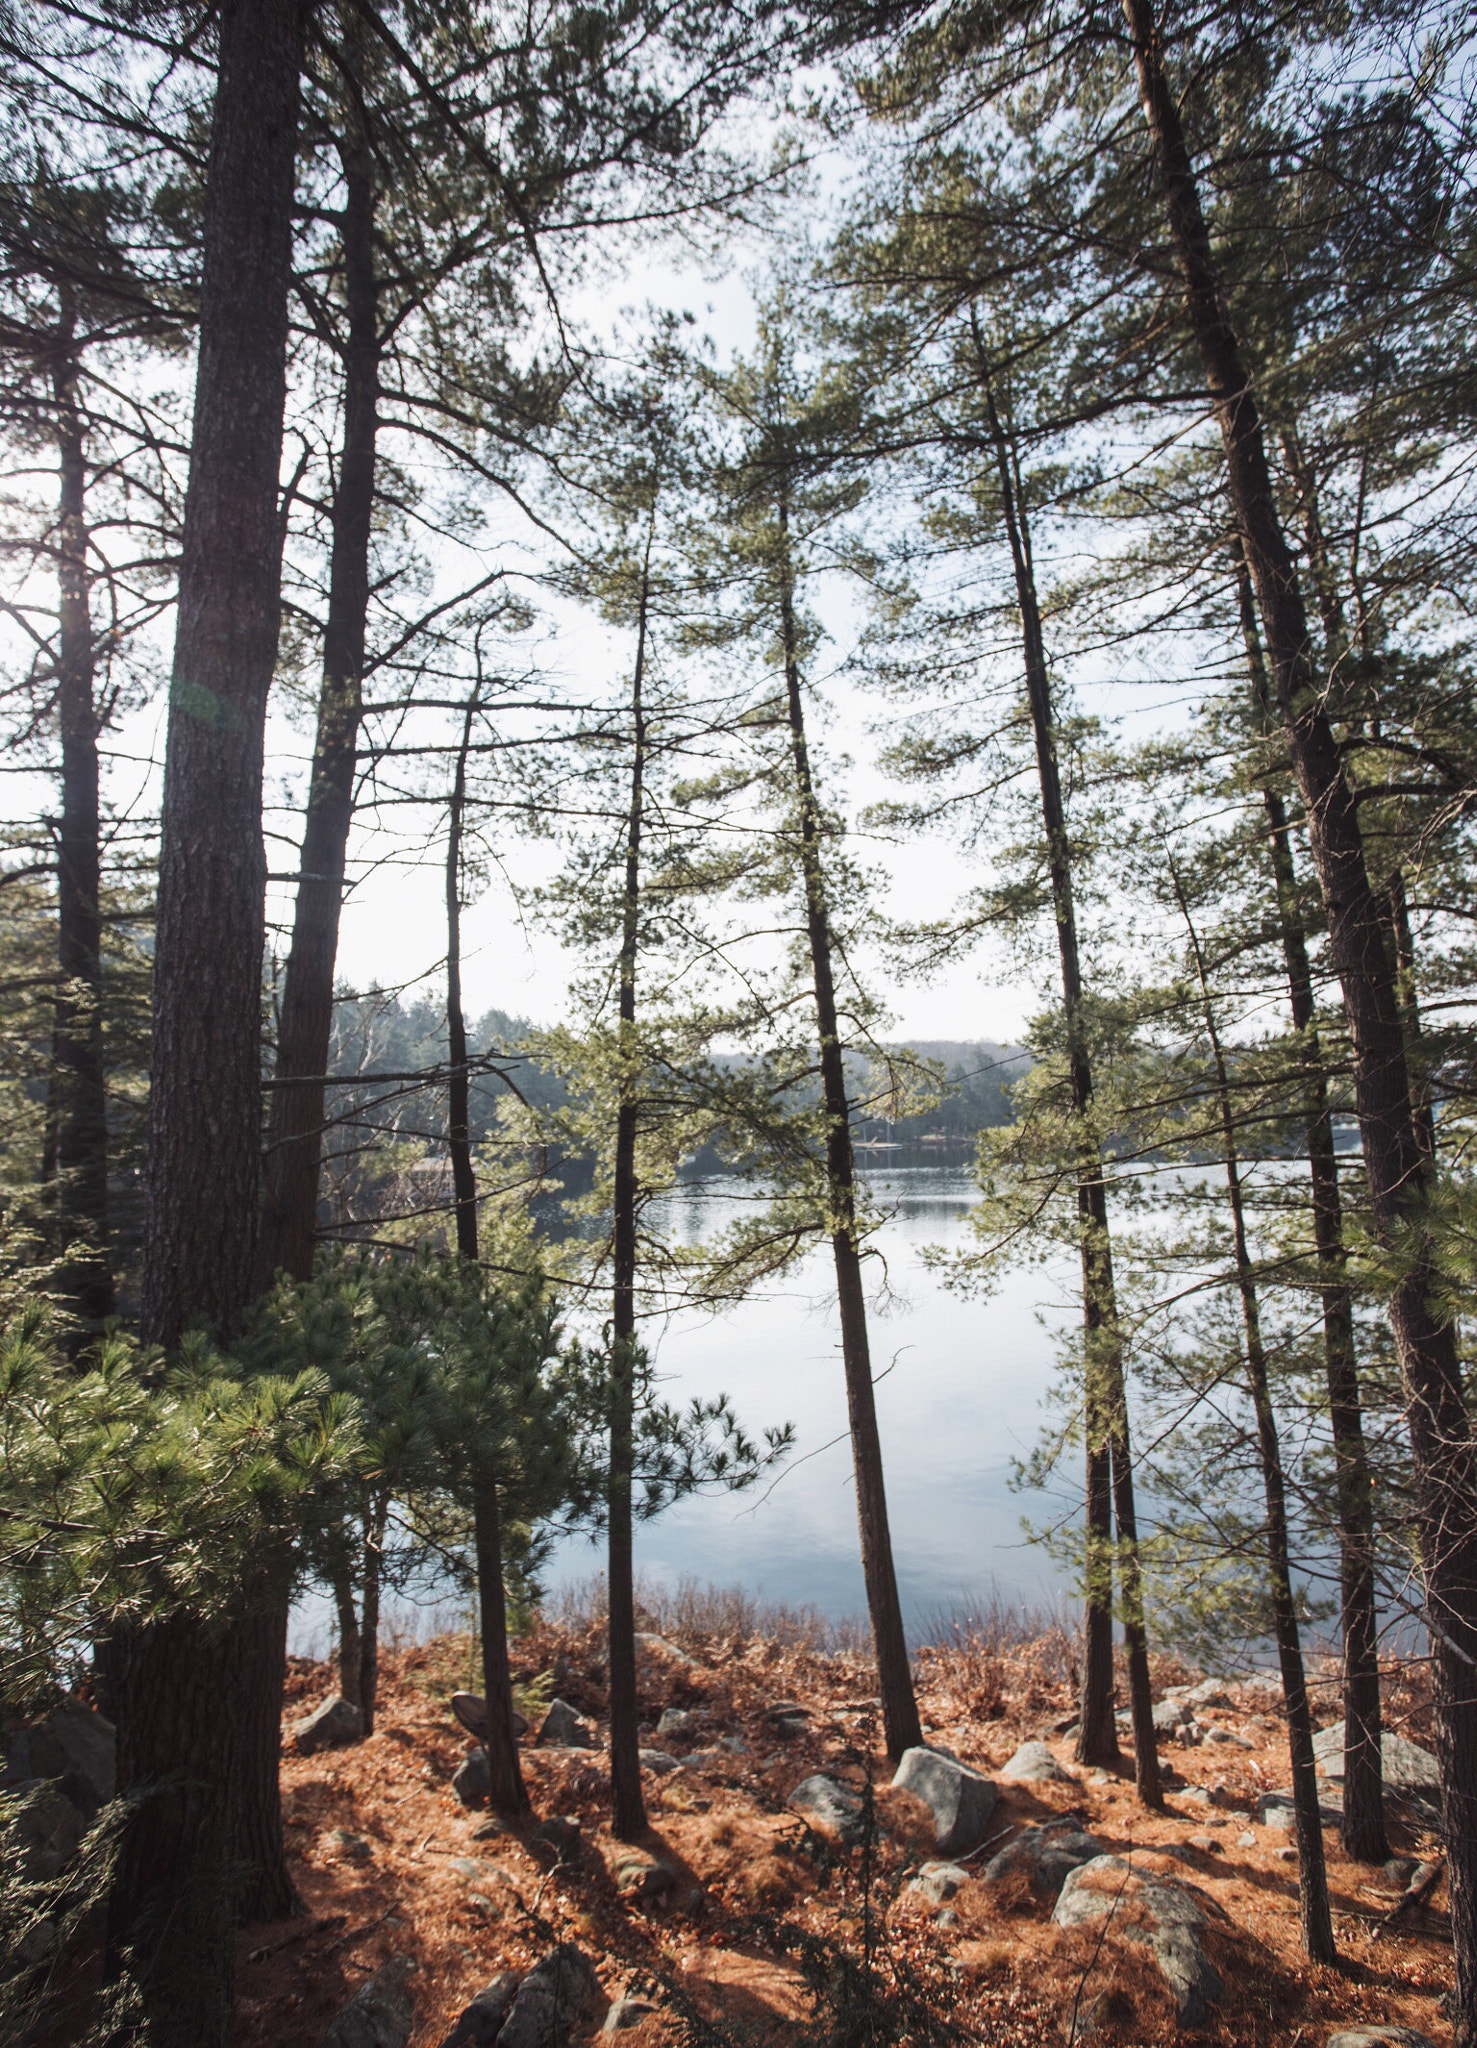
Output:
[233, 1620, 1454, 2048]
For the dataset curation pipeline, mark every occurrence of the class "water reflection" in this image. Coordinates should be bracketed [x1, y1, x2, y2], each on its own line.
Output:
[542, 1161, 1075, 1629]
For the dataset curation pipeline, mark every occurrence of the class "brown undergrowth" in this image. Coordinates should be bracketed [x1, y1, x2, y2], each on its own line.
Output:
[233, 1603, 1453, 2048]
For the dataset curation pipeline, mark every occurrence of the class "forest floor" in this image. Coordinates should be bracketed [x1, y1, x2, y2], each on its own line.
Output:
[234, 1608, 1453, 2048]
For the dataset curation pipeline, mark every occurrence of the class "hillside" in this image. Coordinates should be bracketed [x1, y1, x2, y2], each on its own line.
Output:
[239, 1609, 1451, 2048]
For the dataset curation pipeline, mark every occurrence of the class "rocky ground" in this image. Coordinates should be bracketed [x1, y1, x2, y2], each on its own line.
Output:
[227, 1617, 1454, 2048]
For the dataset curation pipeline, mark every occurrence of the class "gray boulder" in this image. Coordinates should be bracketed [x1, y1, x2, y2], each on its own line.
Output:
[984, 1821, 1104, 1899]
[436, 1973, 519, 2048]
[1259, 1789, 1344, 1830]
[908, 1861, 969, 1905]
[534, 1815, 582, 1862]
[633, 1633, 696, 1668]
[790, 1773, 865, 1844]
[453, 1749, 491, 1807]
[1311, 1722, 1441, 1794]
[1325, 2032, 1435, 2048]
[450, 1693, 528, 1741]
[892, 1748, 997, 1858]
[1152, 1699, 1192, 1736]
[4, 1702, 116, 1821]
[498, 1945, 602, 2048]
[655, 1708, 696, 1743]
[538, 1700, 593, 1749]
[999, 1741, 1075, 1785]
[638, 1750, 680, 1775]
[1186, 1679, 1234, 1710]
[3, 1779, 87, 1882]
[317, 1959, 415, 2048]
[613, 1849, 676, 1901]
[294, 1695, 365, 1755]
[1054, 1856, 1223, 2027]
[603, 1999, 655, 2033]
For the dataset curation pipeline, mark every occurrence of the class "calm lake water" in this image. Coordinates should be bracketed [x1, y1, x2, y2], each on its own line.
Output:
[540, 1160, 1075, 1632]
[291, 1159, 1079, 1656]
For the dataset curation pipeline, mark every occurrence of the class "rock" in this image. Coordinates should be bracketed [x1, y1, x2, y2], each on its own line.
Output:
[1258, 1789, 1343, 1830]
[1236, 1830, 1257, 1847]
[984, 1822, 1104, 1899]
[1202, 1726, 1251, 1747]
[453, 1750, 491, 1807]
[999, 1741, 1075, 1785]
[472, 1816, 515, 1841]
[17, 1916, 56, 1966]
[1325, 2033, 1436, 2048]
[613, 1849, 676, 1901]
[4, 1701, 116, 1821]
[1054, 1857, 1223, 2026]
[789, 1772, 865, 1844]
[602, 2000, 656, 2033]
[3, 1780, 87, 1881]
[1185, 1679, 1235, 1710]
[1276, 1846, 1298, 1861]
[320, 1827, 372, 1862]
[1311, 1722, 1442, 1795]
[1152, 1699, 1192, 1735]
[717, 1735, 749, 1755]
[770, 1716, 809, 1740]
[450, 1693, 528, 1741]
[317, 1959, 415, 2048]
[655, 1708, 696, 1742]
[675, 1748, 729, 1772]
[892, 1748, 997, 1857]
[538, 1700, 593, 1749]
[534, 1815, 582, 1862]
[498, 1945, 602, 2048]
[293, 1695, 365, 1755]
[1380, 1856, 1420, 1890]
[909, 1860, 970, 1905]
[638, 1750, 680, 1775]
[436, 1973, 519, 2048]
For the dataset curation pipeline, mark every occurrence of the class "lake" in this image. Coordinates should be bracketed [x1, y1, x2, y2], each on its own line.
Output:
[290, 1158, 1079, 1656]
[540, 1159, 1076, 1632]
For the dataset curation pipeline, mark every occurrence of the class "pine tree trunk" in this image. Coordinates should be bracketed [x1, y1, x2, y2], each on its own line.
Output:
[358, 1496, 386, 1736]
[1176, 871, 1337, 1963]
[119, 2, 307, 2029]
[1127, 6, 1477, 2017]
[447, 700, 528, 1816]
[261, 98, 379, 1286]
[980, 376, 1159, 1803]
[333, 1560, 363, 1707]
[776, 483, 922, 1762]
[1234, 552, 1387, 1861]
[609, 540, 652, 1841]
[49, 314, 114, 1331]
[473, 1477, 530, 1815]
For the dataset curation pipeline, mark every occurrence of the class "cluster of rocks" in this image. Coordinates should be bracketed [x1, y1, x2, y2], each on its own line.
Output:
[321, 1944, 621, 2048]
[1, 1698, 117, 1969]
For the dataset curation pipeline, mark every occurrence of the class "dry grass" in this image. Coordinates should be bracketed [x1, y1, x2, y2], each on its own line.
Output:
[243, 1600, 1454, 2048]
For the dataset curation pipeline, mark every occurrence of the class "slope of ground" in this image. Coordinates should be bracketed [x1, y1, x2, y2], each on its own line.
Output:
[234, 1616, 1452, 2048]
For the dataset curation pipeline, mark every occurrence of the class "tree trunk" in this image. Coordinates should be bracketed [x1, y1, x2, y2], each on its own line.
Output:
[261, 87, 380, 1286]
[979, 373, 1160, 1804]
[49, 311, 114, 1332]
[118, 2, 307, 2029]
[473, 1477, 530, 1815]
[1234, 550, 1387, 1861]
[358, 1495, 387, 1736]
[447, 698, 528, 1816]
[776, 481, 922, 1762]
[609, 531, 653, 1841]
[1174, 866, 1337, 1964]
[1126, 5, 1477, 2018]
[333, 1559, 363, 1707]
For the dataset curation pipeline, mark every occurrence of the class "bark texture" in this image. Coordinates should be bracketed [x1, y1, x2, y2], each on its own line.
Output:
[118, 3, 308, 2032]
[776, 481, 922, 1762]
[1124, 5, 1476, 2007]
